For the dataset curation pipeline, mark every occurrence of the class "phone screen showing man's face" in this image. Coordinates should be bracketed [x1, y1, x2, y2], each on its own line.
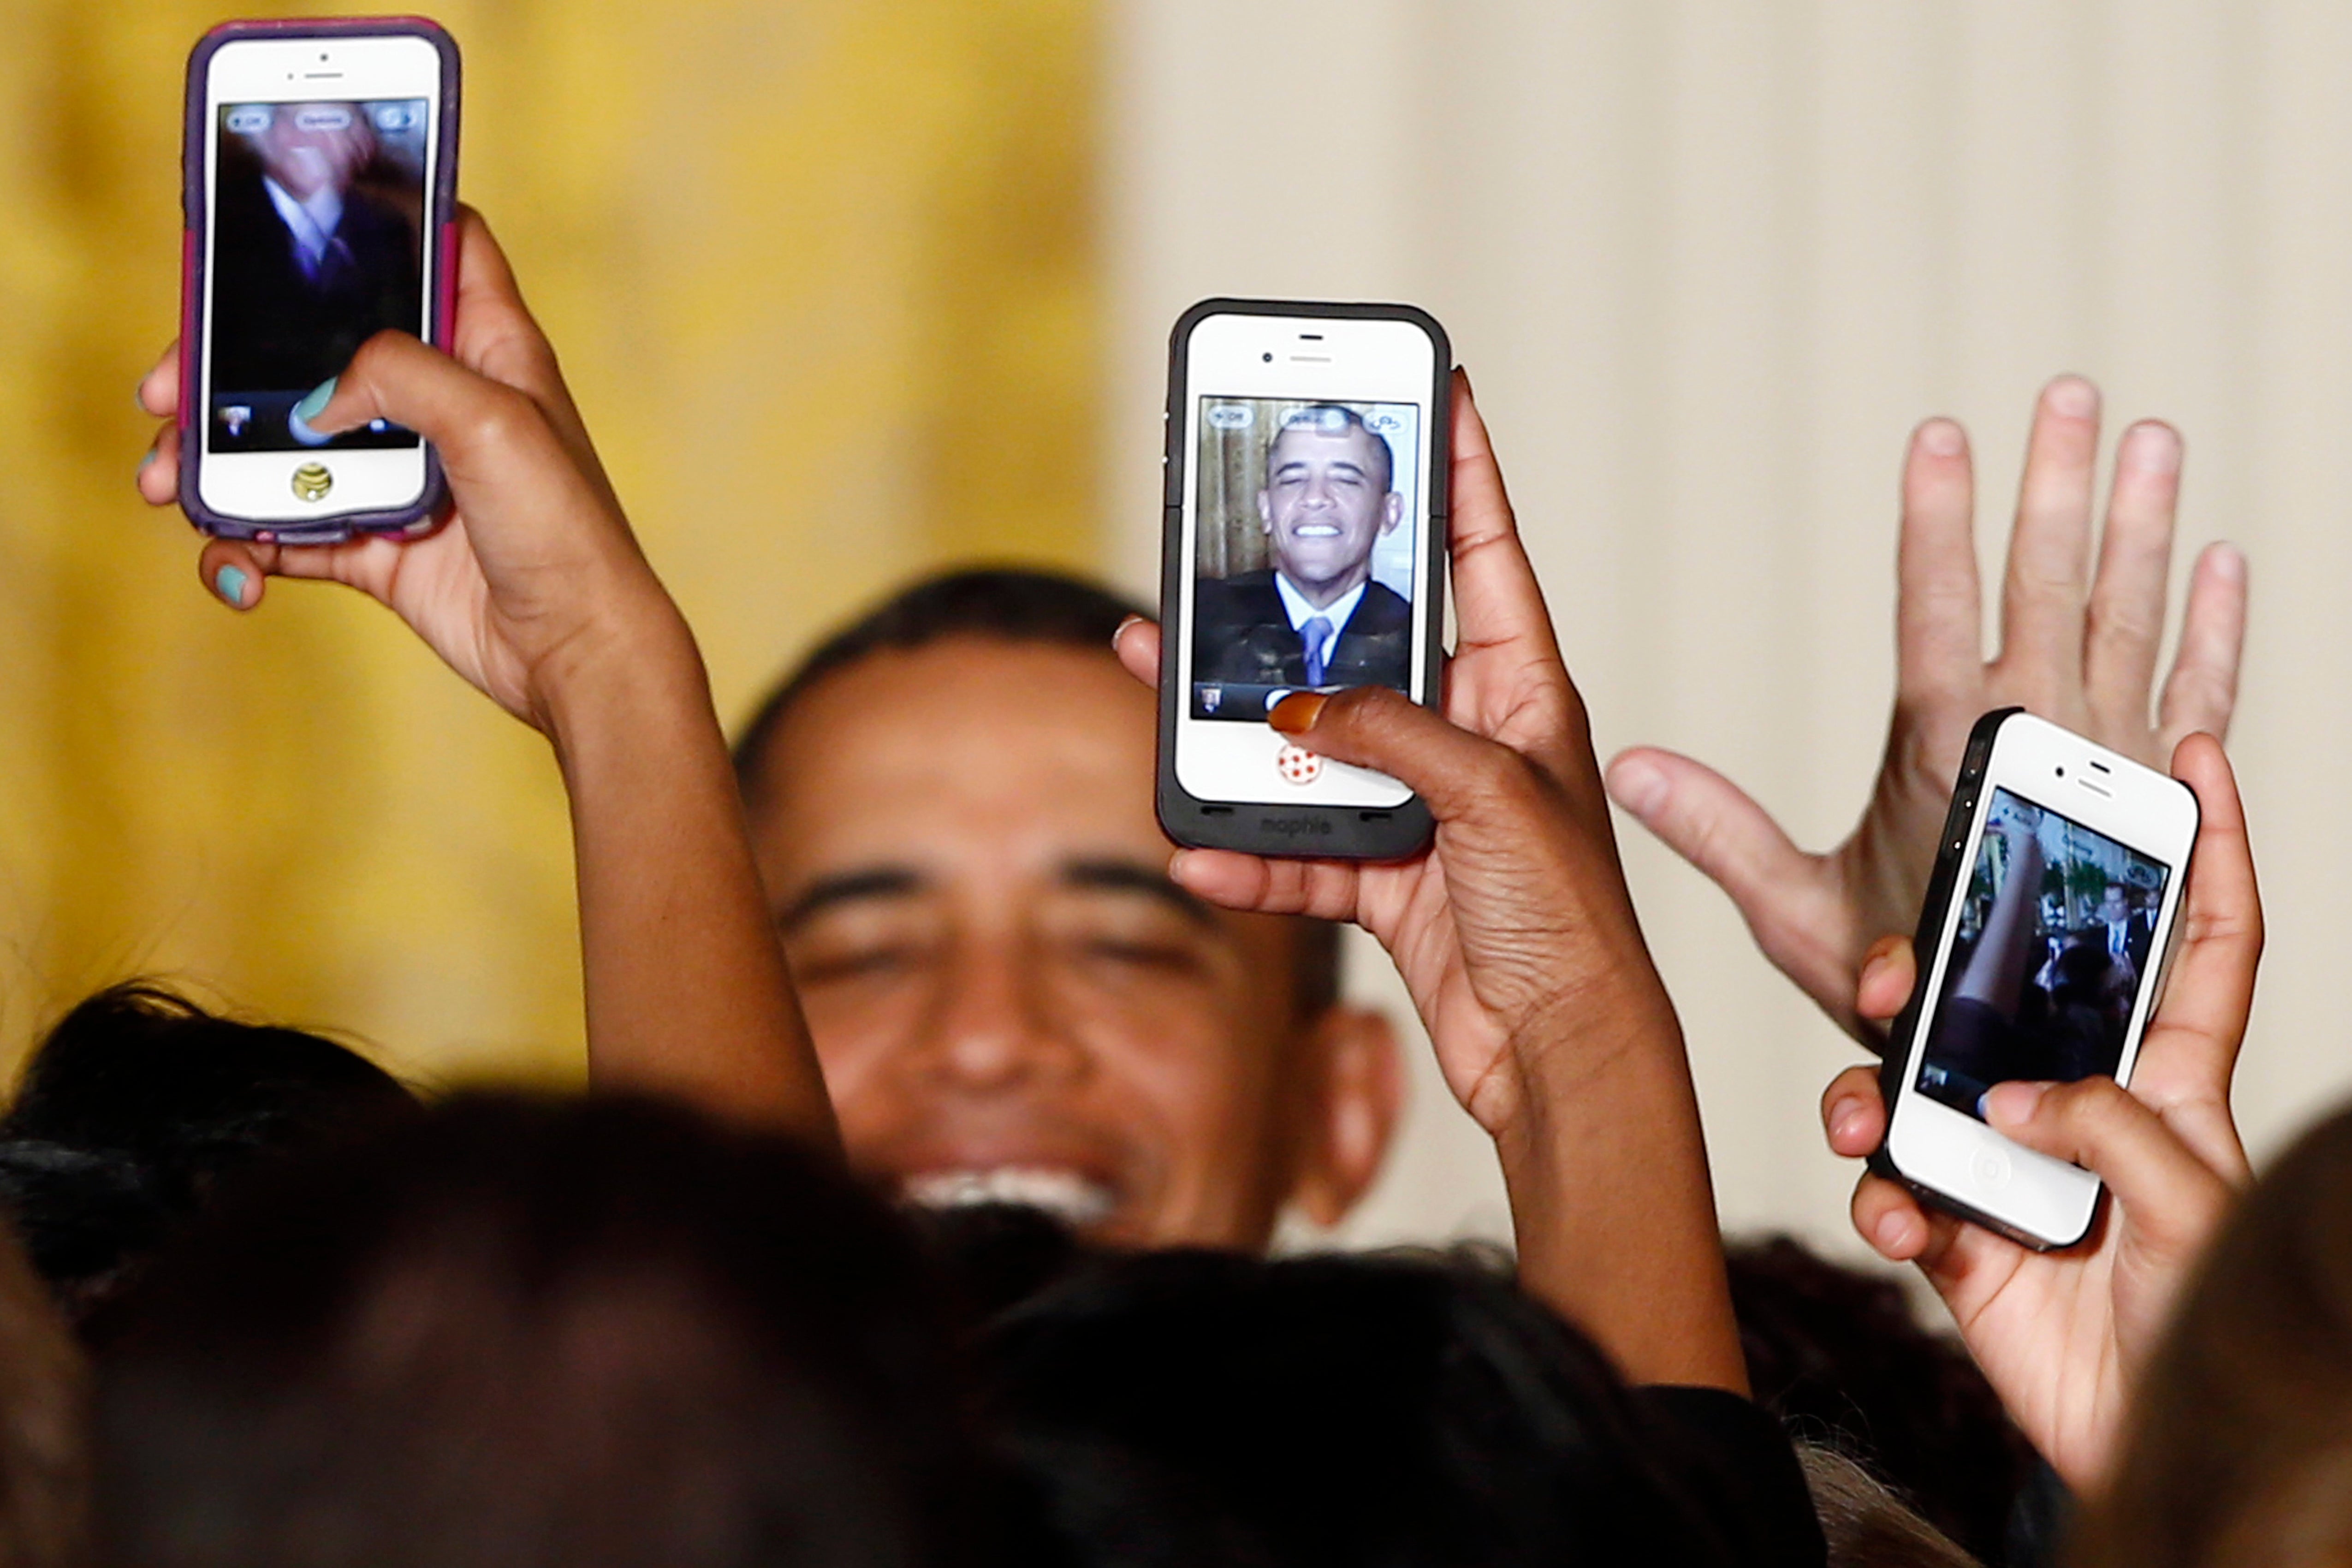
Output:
[1188, 399, 1421, 723]
[1915, 786, 2173, 1121]
[207, 99, 428, 453]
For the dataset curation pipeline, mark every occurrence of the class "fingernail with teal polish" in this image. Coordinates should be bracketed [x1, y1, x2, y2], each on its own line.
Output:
[138, 448, 155, 470]
[292, 376, 337, 423]
[215, 565, 249, 608]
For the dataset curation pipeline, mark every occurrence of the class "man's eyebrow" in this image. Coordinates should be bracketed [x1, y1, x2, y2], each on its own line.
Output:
[1060, 859, 1219, 928]
[776, 867, 926, 930]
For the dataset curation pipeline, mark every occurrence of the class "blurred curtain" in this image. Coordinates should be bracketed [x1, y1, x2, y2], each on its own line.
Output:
[0, 0, 1098, 1085]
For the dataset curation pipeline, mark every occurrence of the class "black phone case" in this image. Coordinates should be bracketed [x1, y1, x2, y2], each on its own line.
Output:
[1865, 706, 2098, 1253]
[1156, 298, 1451, 861]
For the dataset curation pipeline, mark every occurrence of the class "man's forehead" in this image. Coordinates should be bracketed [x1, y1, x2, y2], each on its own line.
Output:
[751, 638, 1166, 876]
[1269, 422, 1378, 466]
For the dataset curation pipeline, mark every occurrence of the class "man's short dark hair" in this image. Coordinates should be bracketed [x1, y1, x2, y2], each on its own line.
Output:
[1266, 404, 1395, 495]
[729, 567, 1342, 1022]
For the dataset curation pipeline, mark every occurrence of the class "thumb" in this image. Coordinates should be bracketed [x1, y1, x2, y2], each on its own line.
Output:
[1605, 746, 1813, 914]
[1607, 745, 1860, 1023]
[1269, 686, 1528, 822]
[1856, 936, 1917, 1027]
[1982, 1077, 2231, 1249]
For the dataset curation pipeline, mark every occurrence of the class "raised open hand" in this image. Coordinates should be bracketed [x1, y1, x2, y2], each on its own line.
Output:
[1606, 380, 2247, 1042]
[1817, 732, 2259, 1491]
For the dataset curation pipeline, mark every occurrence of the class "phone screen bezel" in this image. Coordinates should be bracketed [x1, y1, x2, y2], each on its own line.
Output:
[195, 34, 444, 522]
[1884, 712, 2200, 1247]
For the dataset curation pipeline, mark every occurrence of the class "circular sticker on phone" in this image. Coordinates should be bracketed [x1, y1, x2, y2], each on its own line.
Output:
[1275, 744, 1323, 785]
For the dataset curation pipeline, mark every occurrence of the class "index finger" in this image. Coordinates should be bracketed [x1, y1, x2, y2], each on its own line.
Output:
[1447, 372, 1564, 669]
[139, 341, 182, 419]
[445, 214, 588, 428]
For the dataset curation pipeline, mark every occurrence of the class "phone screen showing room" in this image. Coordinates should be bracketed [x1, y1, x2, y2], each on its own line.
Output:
[207, 99, 428, 453]
[1188, 398, 1422, 722]
[1915, 786, 2172, 1121]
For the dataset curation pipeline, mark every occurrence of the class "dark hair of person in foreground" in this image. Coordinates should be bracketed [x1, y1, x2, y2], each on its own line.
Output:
[92, 1094, 990, 1568]
[1726, 1235, 2036, 1564]
[0, 1211, 88, 1568]
[980, 1244, 1823, 1568]
[2077, 1100, 2352, 1568]
[0, 981, 416, 1326]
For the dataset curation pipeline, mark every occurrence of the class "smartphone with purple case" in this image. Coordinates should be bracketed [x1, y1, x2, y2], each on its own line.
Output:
[179, 17, 460, 542]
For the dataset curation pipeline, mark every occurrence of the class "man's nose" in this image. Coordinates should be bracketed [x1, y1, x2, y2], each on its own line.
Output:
[911, 934, 1083, 1094]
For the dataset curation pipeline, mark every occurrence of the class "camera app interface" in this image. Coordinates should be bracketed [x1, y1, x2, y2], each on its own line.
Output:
[1188, 399, 1421, 722]
[1916, 787, 2172, 1122]
[208, 99, 428, 453]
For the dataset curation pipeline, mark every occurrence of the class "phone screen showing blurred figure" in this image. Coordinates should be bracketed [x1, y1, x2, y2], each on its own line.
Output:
[208, 97, 428, 454]
[1913, 787, 2173, 1122]
[185, 24, 455, 534]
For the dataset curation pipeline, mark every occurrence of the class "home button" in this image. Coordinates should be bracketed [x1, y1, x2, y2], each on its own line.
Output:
[1970, 1146, 2012, 1189]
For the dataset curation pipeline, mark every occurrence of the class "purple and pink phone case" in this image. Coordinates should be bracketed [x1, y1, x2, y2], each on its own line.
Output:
[179, 17, 461, 542]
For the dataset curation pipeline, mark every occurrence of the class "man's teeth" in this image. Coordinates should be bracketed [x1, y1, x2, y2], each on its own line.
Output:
[903, 1167, 1117, 1225]
[1295, 524, 1341, 537]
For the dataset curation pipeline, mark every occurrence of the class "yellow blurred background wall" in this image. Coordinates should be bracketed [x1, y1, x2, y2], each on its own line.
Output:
[0, 0, 1097, 1086]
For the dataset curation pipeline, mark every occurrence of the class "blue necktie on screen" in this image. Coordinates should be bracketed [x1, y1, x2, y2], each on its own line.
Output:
[1301, 615, 1335, 685]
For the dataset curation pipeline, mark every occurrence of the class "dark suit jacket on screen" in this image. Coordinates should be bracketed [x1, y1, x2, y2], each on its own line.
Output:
[1192, 570, 1413, 691]
[211, 171, 422, 395]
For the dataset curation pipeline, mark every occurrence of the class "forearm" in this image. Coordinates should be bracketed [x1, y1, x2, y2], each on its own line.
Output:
[1960, 843, 2040, 1011]
[544, 620, 837, 1146]
[1495, 983, 1747, 1394]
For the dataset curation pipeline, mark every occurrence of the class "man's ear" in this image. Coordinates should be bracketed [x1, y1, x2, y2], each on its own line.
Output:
[1378, 489, 1403, 534]
[1258, 489, 1274, 532]
[1289, 1004, 1404, 1228]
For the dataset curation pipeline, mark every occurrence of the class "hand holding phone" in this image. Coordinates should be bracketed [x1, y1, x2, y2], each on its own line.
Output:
[1116, 381, 1748, 1394]
[140, 211, 669, 730]
[1818, 730, 2260, 1491]
[139, 208, 834, 1142]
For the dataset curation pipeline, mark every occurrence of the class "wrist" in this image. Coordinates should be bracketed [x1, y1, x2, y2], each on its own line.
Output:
[1475, 968, 1686, 1140]
[534, 591, 711, 747]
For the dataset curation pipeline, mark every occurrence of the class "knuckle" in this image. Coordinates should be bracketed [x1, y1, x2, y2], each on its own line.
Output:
[466, 386, 539, 450]
[346, 332, 403, 381]
[2057, 1077, 2134, 1134]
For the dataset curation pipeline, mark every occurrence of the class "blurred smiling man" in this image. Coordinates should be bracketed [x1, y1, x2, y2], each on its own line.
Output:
[1193, 405, 1413, 695]
[733, 570, 1403, 1248]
